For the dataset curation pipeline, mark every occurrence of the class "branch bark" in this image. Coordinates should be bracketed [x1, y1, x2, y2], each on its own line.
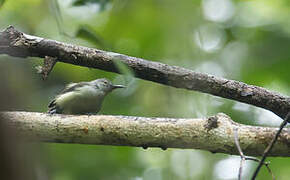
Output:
[0, 26, 289, 119]
[2, 111, 290, 157]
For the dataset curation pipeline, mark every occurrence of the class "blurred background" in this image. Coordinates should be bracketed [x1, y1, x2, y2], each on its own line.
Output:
[0, 0, 289, 179]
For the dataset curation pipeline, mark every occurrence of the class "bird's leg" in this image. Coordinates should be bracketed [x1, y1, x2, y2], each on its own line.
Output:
[85, 112, 98, 117]
[48, 109, 57, 115]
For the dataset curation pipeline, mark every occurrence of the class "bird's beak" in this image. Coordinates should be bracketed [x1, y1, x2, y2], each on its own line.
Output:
[113, 85, 126, 89]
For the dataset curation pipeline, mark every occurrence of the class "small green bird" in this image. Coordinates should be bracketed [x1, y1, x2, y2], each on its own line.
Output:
[48, 78, 125, 114]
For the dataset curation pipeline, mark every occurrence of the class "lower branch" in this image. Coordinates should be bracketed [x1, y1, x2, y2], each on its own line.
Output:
[2, 111, 290, 157]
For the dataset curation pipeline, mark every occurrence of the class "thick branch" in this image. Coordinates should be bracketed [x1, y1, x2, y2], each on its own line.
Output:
[0, 26, 289, 119]
[2, 111, 290, 157]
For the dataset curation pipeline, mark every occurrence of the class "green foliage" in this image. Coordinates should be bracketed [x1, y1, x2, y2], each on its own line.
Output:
[0, 0, 5, 8]
[1, 0, 289, 179]
[76, 25, 112, 50]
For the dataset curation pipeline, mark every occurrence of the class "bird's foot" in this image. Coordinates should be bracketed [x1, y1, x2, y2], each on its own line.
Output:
[48, 109, 57, 115]
[85, 112, 97, 117]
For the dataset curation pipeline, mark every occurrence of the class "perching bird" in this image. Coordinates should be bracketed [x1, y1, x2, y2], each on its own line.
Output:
[48, 78, 125, 114]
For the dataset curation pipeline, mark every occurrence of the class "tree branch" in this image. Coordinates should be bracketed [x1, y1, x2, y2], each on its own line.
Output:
[2, 111, 290, 157]
[0, 26, 289, 119]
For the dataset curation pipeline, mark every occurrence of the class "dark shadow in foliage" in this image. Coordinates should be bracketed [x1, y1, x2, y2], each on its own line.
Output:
[72, 0, 111, 11]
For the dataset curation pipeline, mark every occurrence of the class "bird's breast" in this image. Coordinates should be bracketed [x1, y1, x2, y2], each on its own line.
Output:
[56, 85, 106, 114]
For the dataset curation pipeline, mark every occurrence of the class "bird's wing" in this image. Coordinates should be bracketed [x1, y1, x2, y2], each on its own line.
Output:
[61, 82, 90, 94]
[47, 82, 89, 111]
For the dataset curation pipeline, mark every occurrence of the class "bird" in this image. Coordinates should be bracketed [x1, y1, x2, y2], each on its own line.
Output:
[48, 78, 125, 114]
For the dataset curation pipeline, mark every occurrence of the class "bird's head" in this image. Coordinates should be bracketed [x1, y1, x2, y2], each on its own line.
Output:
[92, 78, 125, 93]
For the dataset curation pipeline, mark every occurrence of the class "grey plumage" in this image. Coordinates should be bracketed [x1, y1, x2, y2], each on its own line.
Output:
[48, 78, 124, 114]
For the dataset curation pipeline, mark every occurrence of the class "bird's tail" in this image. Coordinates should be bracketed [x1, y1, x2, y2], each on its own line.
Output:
[48, 99, 58, 114]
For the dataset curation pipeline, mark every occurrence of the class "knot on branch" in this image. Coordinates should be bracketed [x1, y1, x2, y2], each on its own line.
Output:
[204, 115, 219, 131]
[0, 26, 23, 46]
[0, 25, 34, 57]
[241, 86, 254, 97]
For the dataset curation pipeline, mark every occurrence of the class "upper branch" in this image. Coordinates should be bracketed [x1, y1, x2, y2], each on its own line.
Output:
[0, 26, 289, 119]
[2, 111, 290, 157]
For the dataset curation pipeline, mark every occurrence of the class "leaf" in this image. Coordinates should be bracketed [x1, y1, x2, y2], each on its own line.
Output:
[112, 56, 135, 83]
[0, 0, 5, 8]
[112, 58, 137, 97]
[112, 57, 135, 81]
[76, 25, 112, 50]
[50, 0, 70, 36]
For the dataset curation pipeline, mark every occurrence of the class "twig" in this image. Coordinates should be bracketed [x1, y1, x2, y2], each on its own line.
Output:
[234, 129, 276, 180]
[264, 163, 276, 180]
[0, 26, 289, 119]
[244, 157, 275, 180]
[239, 159, 245, 180]
[35, 56, 57, 80]
[251, 112, 290, 180]
[234, 128, 245, 180]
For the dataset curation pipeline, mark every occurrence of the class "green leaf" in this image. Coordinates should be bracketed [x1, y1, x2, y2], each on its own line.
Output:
[76, 25, 112, 50]
[50, 0, 70, 36]
[112, 57, 137, 96]
[0, 0, 5, 8]
[112, 57, 135, 81]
